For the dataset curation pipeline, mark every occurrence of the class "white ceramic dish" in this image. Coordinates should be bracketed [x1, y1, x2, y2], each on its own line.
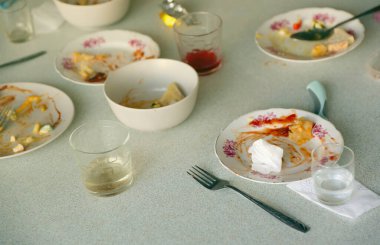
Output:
[0, 82, 75, 159]
[53, 0, 130, 28]
[55, 30, 160, 86]
[104, 59, 199, 131]
[215, 108, 343, 184]
[255, 7, 365, 62]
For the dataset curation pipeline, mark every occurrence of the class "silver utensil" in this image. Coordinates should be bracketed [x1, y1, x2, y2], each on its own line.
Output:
[307, 80, 327, 119]
[290, 4, 380, 41]
[0, 50, 47, 69]
[161, 0, 187, 19]
[187, 165, 310, 233]
[0, 105, 13, 132]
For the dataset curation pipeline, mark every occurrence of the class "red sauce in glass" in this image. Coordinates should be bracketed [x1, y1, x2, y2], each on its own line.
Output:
[184, 49, 221, 73]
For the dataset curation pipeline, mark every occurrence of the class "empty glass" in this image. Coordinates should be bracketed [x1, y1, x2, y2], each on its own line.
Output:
[173, 11, 223, 75]
[311, 143, 355, 205]
[0, 0, 34, 43]
[69, 120, 133, 197]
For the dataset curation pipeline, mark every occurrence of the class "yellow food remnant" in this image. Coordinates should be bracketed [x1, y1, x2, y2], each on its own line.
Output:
[288, 118, 314, 145]
[24, 136, 34, 145]
[120, 82, 185, 109]
[156, 82, 185, 107]
[160, 12, 177, 27]
[12, 144, 24, 153]
[311, 44, 328, 57]
[16, 96, 41, 114]
[39, 124, 53, 135]
[10, 135, 16, 142]
[39, 104, 48, 112]
[33, 123, 41, 134]
[277, 28, 291, 37]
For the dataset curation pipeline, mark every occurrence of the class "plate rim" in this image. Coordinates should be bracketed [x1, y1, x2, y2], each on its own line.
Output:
[55, 29, 161, 86]
[255, 7, 365, 62]
[0, 82, 75, 159]
[214, 108, 344, 184]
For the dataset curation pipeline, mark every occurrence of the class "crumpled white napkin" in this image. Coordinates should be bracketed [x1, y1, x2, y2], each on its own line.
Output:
[287, 178, 380, 219]
[31, 1, 64, 34]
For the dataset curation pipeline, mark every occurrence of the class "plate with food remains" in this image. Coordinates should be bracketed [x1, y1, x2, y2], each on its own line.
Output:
[0, 83, 74, 159]
[215, 108, 343, 184]
[55, 30, 160, 86]
[255, 8, 365, 62]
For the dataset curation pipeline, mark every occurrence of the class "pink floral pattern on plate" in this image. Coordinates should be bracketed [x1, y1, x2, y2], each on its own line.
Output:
[83, 37, 106, 48]
[270, 19, 290, 30]
[62, 57, 75, 70]
[128, 39, 146, 49]
[313, 13, 336, 24]
[223, 139, 237, 157]
[312, 123, 328, 139]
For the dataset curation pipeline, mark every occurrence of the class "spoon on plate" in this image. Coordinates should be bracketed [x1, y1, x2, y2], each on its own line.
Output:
[291, 4, 380, 41]
[307, 80, 327, 119]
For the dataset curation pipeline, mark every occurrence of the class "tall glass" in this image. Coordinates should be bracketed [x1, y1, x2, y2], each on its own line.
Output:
[173, 11, 223, 76]
[0, 0, 34, 43]
[69, 120, 133, 197]
[311, 143, 355, 205]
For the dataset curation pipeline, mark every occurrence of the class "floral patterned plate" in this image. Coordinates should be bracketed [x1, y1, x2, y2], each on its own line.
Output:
[255, 8, 365, 62]
[214, 108, 343, 184]
[55, 30, 160, 86]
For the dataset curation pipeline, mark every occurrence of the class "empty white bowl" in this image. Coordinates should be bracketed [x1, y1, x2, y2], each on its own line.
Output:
[104, 59, 199, 131]
[53, 0, 130, 28]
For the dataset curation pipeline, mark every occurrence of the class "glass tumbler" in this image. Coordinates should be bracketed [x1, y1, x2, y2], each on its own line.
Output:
[311, 143, 355, 205]
[173, 11, 223, 75]
[0, 0, 34, 43]
[69, 120, 133, 197]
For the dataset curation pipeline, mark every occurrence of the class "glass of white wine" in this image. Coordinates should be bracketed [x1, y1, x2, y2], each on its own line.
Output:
[311, 143, 355, 205]
[69, 120, 133, 197]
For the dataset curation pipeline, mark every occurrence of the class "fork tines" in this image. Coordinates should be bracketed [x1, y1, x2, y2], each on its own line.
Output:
[0, 105, 11, 131]
[187, 165, 217, 188]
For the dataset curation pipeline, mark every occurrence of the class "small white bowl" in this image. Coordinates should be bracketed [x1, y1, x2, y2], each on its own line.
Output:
[53, 0, 130, 28]
[104, 59, 199, 131]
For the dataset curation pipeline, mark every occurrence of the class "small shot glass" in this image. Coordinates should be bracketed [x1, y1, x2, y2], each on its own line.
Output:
[0, 0, 35, 43]
[173, 11, 223, 76]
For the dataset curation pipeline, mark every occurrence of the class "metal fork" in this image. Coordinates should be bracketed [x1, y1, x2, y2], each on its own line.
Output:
[0, 105, 12, 131]
[187, 165, 310, 233]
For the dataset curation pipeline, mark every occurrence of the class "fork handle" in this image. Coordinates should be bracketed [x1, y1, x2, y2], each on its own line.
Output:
[226, 185, 310, 233]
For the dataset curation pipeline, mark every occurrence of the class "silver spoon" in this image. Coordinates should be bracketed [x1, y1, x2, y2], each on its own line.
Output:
[291, 4, 380, 41]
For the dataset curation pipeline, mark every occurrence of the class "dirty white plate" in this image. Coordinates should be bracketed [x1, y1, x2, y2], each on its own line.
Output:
[255, 8, 365, 62]
[55, 30, 160, 86]
[0, 82, 74, 159]
[215, 108, 343, 184]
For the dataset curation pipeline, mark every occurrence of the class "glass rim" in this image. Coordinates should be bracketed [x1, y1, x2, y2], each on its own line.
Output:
[311, 143, 355, 169]
[69, 120, 130, 155]
[173, 11, 223, 37]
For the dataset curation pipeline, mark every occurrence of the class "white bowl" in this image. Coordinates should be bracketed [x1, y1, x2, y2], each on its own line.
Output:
[104, 59, 199, 131]
[53, 0, 130, 28]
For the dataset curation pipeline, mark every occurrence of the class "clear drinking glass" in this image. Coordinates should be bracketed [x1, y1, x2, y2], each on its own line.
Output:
[0, 0, 34, 43]
[311, 143, 355, 205]
[69, 120, 133, 197]
[173, 11, 223, 76]
[368, 51, 380, 80]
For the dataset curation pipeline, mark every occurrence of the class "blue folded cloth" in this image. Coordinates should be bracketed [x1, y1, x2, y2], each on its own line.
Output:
[0, 0, 16, 9]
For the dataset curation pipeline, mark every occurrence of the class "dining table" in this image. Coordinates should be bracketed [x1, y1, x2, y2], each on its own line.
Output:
[1, 0, 380, 244]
